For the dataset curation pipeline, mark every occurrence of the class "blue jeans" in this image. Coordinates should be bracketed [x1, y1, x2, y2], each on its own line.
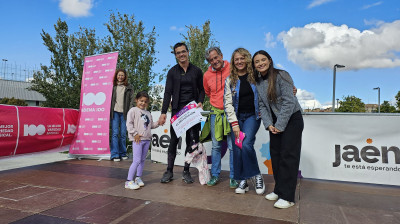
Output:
[210, 114, 234, 179]
[110, 111, 127, 159]
[231, 112, 261, 180]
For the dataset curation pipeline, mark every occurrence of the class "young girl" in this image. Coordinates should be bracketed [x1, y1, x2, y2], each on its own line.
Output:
[125, 91, 159, 190]
[110, 69, 134, 162]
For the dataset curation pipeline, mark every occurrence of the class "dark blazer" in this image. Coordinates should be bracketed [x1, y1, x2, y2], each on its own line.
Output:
[161, 63, 205, 114]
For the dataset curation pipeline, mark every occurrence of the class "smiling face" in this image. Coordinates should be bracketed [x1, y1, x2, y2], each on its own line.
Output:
[207, 50, 224, 71]
[174, 45, 189, 64]
[233, 53, 247, 73]
[117, 71, 126, 82]
[136, 96, 149, 110]
[253, 54, 271, 76]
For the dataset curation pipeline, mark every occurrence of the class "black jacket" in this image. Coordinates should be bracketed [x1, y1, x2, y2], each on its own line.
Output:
[161, 63, 205, 114]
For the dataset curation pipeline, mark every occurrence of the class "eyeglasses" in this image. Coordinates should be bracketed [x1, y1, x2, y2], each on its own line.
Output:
[175, 50, 187, 55]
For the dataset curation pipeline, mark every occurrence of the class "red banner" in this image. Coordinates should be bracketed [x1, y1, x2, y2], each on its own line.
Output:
[0, 105, 79, 157]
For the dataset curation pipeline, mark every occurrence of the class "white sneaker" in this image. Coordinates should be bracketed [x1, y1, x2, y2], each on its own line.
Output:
[125, 181, 140, 190]
[121, 156, 128, 160]
[113, 158, 121, 162]
[254, 174, 265, 195]
[265, 192, 279, 201]
[274, 199, 294, 209]
[135, 177, 145, 187]
[235, 180, 249, 194]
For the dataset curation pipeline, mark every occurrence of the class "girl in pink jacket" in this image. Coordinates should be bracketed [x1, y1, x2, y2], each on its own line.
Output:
[125, 91, 159, 190]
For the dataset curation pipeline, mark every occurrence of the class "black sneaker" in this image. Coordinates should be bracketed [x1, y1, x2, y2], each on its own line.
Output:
[160, 171, 173, 183]
[182, 171, 194, 184]
[254, 174, 265, 195]
[235, 180, 249, 194]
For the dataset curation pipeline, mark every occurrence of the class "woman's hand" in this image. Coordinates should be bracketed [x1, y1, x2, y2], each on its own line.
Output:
[268, 125, 281, 134]
[197, 102, 203, 109]
[232, 126, 240, 138]
[134, 134, 141, 143]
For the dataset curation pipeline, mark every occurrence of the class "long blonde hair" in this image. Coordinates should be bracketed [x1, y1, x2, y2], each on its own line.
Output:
[229, 48, 255, 88]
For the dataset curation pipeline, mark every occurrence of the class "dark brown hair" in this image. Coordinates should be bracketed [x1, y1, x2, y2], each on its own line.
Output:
[252, 50, 281, 103]
[113, 68, 128, 86]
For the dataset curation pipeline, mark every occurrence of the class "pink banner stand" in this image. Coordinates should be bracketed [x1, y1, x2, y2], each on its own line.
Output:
[69, 52, 118, 160]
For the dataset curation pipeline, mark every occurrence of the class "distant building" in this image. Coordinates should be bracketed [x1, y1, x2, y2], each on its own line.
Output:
[365, 104, 378, 113]
[0, 80, 46, 106]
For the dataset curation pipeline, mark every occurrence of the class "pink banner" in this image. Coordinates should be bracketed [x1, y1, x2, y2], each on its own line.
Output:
[69, 52, 118, 156]
[0, 105, 79, 157]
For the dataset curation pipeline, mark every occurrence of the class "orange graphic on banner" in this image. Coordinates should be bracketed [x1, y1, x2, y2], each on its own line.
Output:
[264, 159, 273, 175]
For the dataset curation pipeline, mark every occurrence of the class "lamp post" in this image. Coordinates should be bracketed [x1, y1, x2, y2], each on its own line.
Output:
[2, 59, 7, 79]
[332, 64, 345, 112]
[373, 87, 380, 113]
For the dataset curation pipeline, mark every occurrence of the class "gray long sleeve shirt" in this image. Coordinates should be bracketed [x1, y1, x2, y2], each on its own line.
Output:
[256, 70, 302, 132]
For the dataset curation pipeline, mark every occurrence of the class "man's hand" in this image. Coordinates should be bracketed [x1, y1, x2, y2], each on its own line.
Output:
[197, 102, 203, 109]
[158, 114, 166, 126]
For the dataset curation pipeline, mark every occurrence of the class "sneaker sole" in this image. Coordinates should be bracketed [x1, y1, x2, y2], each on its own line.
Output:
[160, 178, 173, 183]
[265, 193, 279, 201]
[274, 202, 294, 209]
[235, 186, 249, 194]
[182, 177, 194, 184]
[125, 186, 140, 190]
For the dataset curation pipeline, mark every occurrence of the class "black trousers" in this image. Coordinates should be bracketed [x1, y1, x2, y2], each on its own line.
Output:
[269, 110, 303, 202]
[167, 108, 200, 172]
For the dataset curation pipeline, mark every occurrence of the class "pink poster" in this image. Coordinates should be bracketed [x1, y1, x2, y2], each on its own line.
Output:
[69, 52, 118, 157]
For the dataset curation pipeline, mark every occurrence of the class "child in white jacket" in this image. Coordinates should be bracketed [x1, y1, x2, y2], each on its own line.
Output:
[125, 91, 159, 190]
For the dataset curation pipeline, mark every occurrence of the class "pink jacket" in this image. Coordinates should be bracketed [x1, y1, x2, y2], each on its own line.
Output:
[126, 107, 159, 141]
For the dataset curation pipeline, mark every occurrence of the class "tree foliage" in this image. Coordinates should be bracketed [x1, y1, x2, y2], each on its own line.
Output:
[101, 12, 161, 94]
[337, 95, 366, 112]
[380, 100, 396, 113]
[0, 97, 28, 106]
[30, 12, 160, 109]
[181, 20, 218, 111]
[395, 90, 400, 111]
[30, 19, 100, 108]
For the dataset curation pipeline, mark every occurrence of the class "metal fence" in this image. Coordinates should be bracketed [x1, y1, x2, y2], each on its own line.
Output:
[0, 61, 38, 82]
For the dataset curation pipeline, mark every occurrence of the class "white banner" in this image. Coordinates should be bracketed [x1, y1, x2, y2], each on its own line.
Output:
[151, 112, 400, 186]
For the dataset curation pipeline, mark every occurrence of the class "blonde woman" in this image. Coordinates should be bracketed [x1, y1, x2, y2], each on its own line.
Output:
[223, 48, 264, 195]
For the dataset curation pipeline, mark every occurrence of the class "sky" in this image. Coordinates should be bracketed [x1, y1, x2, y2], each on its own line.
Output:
[1, 0, 399, 109]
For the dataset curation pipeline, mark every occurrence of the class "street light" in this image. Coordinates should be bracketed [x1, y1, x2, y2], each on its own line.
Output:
[332, 64, 345, 112]
[2, 59, 7, 79]
[373, 87, 380, 113]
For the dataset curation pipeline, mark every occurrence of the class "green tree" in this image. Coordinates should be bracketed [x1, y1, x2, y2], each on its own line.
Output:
[30, 19, 100, 108]
[101, 11, 161, 94]
[181, 20, 218, 111]
[395, 90, 400, 111]
[0, 97, 28, 106]
[337, 95, 366, 112]
[380, 101, 396, 113]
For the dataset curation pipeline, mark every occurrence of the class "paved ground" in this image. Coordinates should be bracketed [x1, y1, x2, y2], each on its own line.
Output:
[0, 151, 399, 224]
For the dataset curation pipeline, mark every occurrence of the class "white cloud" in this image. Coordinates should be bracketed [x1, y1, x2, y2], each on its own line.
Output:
[264, 32, 276, 48]
[278, 20, 400, 70]
[296, 89, 330, 109]
[361, 1, 383, 10]
[307, 0, 335, 9]
[170, 26, 184, 31]
[59, 0, 93, 17]
[276, 63, 284, 69]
